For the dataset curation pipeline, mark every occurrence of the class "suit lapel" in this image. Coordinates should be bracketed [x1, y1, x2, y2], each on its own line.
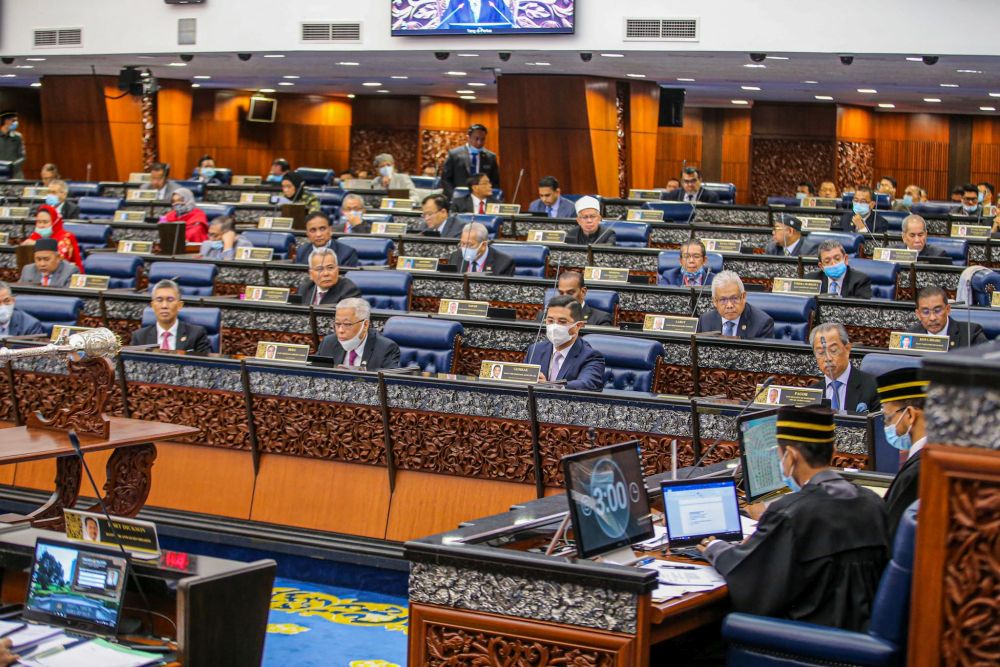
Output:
[176, 321, 189, 350]
[533, 342, 553, 374]
[557, 338, 583, 380]
[948, 319, 960, 348]
[738, 306, 752, 339]
[360, 330, 377, 366]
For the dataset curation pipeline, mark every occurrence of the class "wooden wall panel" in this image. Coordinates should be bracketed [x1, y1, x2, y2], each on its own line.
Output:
[969, 116, 1000, 188]
[156, 80, 193, 178]
[752, 103, 836, 139]
[874, 113, 950, 200]
[722, 110, 752, 205]
[837, 105, 876, 142]
[349, 95, 420, 173]
[0, 87, 45, 179]
[39, 76, 118, 182]
[585, 79, 619, 198]
[749, 103, 836, 204]
[627, 81, 660, 190]
[104, 84, 144, 181]
[654, 108, 703, 187]
[836, 105, 876, 193]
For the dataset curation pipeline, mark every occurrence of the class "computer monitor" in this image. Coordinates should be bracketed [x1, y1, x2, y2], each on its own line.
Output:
[660, 478, 743, 548]
[562, 440, 654, 559]
[737, 407, 788, 503]
[24, 538, 129, 636]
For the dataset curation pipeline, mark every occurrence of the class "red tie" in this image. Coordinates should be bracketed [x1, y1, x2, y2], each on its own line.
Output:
[348, 350, 357, 366]
[42, 275, 49, 286]
[478, 200, 485, 214]
[160, 331, 171, 350]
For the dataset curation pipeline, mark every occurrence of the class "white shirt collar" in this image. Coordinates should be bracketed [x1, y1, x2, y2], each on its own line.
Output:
[826, 364, 851, 386]
[156, 320, 180, 348]
[909, 436, 928, 457]
[929, 317, 950, 337]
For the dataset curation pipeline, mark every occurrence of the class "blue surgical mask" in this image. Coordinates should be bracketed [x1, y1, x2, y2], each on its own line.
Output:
[822, 261, 848, 280]
[35, 226, 53, 238]
[780, 449, 801, 493]
[172, 203, 186, 213]
[461, 246, 480, 263]
[884, 411, 913, 451]
[978, 190, 985, 203]
[963, 203, 979, 214]
[201, 167, 216, 179]
[853, 202, 870, 217]
[795, 192, 807, 200]
[902, 194, 913, 207]
[44, 194, 59, 207]
[682, 267, 705, 280]
[9, 121, 17, 132]
[209, 240, 223, 251]
[0, 304, 12, 325]
[266, 174, 283, 183]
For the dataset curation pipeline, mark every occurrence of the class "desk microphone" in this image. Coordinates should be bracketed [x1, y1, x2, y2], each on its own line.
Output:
[488, 2, 517, 26]
[684, 376, 776, 478]
[529, 255, 563, 355]
[594, 212, 624, 245]
[438, 2, 466, 24]
[510, 168, 525, 205]
[688, 266, 713, 318]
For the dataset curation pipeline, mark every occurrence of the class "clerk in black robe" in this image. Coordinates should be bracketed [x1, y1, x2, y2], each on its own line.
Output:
[699, 406, 890, 631]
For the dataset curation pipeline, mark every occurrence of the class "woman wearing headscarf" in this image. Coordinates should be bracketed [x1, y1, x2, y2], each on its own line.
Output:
[22, 204, 84, 272]
[280, 172, 321, 214]
[159, 187, 209, 242]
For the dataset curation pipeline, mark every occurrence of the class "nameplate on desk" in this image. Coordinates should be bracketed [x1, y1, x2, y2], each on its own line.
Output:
[872, 247, 918, 263]
[643, 314, 698, 334]
[396, 256, 439, 271]
[240, 192, 273, 205]
[232, 175, 262, 186]
[379, 198, 416, 210]
[0, 232, 7, 245]
[801, 196, 840, 209]
[0, 206, 29, 218]
[113, 210, 146, 223]
[888, 331, 949, 352]
[50, 325, 93, 342]
[255, 341, 310, 363]
[626, 209, 664, 222]
[628, 189, 662, 200]
[526, 229, 567, 243]
[68, 274, 110, 290]
[127, 172, 152, 184]
[799, 216, 832, 231]
[772, 277, 822, 295]
[235, 247, 274, 261]
[257, 216, 294, 230]
[992, 292, 1000, 308]
[480, 360, 539, 383]
[117, 239, 152, 254]
[754, 384, 825, 407]
[65, 509, 160, 559]
[370, 222, 408, 235]
[584, 266, 630, 283]
[20, 186, 47, 198]
[244, 285, 290, 303]
[486, 203, 521, 215]
[951, 224, 991, 239]
[703, 238, 742, 253]
[125, 188, 158, 202]
[438, 299, 490, 318]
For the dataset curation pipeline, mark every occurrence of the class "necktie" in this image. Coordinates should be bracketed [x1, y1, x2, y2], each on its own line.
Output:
[478, 199, 485, 215]
[160, 331, 171, 350]
[830, 281, 840, 296]
[546, 205, 554, 218]
[314, 289, 325, 305]
[830, 380, 843, 410]
[685, 193, 694, 203]
[723, 321, 736, 337]
[41, 275, 49, 286]
[549, 351, 563, 381]
[348, 350, 358, 366]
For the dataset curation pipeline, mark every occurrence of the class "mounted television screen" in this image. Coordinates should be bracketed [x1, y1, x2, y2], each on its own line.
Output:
[248, 96, 277, 123]
[391, 0, 575, 36]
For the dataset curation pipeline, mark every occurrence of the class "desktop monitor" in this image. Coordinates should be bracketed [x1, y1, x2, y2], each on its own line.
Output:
[660, 477, 743, 548]
[737, 407, 788, 503]
[562, 440, 654, 559]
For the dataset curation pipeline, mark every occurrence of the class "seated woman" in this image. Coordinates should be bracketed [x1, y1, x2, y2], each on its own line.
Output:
[159, 187, 209, 242]
[369, 153, 415, 193]
[21, 204, 83, 272]
[279, 172, 321, 214]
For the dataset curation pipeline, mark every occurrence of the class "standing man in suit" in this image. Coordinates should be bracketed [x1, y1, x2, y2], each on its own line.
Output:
[130, 279, 210, 353]
[839, 186, 888, 233]
[19, 238, 76, 287]
[45, 180, 79, 220]
[661, 167, 720, 203]
[0, 111, 25, 179]
[528, 176, 576, 218]
[524, 295, 605, 391]
[906, 285, 987, 349]
[140, 163, 180, 202]
[659, 239, 715, 287]
[332, 194, 371, 235]
[443, 222, 516, 275]
[0, 281, 44, 337]
[766, 215, 807, 256]
[316, 297, 400, 370]
[803, 240, 872, 298]
[298, 248, 362, 307]
[696, 270, 774, 339]
[898, 215, 952, 262]
[417, 194, 464, 238]
[564, 196, 615, 245]
[451, 173, 499, 214]
[533, 271, 613, 326]
[809, 322, 879, 414]
[441, 124, 500, 199]
[294, 213, 359, 267]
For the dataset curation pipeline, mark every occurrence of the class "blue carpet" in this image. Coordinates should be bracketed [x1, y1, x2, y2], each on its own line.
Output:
[264, 577, 409, 667]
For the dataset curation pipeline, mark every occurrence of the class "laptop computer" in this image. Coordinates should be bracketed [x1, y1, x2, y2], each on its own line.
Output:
[660, 478, 743, 558]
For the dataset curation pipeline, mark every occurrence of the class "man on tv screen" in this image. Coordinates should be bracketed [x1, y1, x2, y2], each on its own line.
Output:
[441, 0, 514, 28]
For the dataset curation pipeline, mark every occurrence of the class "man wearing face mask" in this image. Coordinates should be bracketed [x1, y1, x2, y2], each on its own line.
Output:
[0, 111, 25, 180]
[368, 153, 415, 194]
[44, 180, 79, 220]
[192, 155, 223, 184]
[198, 217, 251, 260]
[765, 215, 806, 256]
[443, 222, 516, 275]
[978, 181, 994, 207]
[332, 194, 371, 234]
[876, 368, 929, 544]
[19, 239, 75, 287]
[658, 239, 715, 287]
[949, 183, 984, 217]
[697, 406, 890, 631]
[316, 297, 400, 370]
[523, 295, 605, 391]
[838, 186, 888, 233]
[891, 184, 922, 212]
[803, 240, 871, 298]
[441, 124, 500, 199]
[266, 158, 290, 184]
[0, 281, 44, 337]
[794, 181, 815, 201]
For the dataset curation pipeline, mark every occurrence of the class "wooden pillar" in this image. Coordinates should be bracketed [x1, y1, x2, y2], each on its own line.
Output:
[626, 81, 660, 192]
[155, 79, 193, 177]
[835, 105, 875, 194]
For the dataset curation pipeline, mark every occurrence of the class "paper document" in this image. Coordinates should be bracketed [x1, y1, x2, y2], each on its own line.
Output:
[0, 619, 24, 636]
[649, 562, 726, 602]
[5, 624, 65, 650]
[18, 638, 163, 667]
[741, 516, 759, 535]
[634, 524, 667, 548]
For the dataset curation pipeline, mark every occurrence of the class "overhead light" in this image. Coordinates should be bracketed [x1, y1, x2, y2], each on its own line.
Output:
[906, 57, 923, 62]
[815, 95, 834, 101]
[24, 58, 45, 62]
[980, 106, 996, 111]
[391, 75, 408, 79]
[194, 75, 211, 80]
[347, 94, 356, 98]
[278, 82, 294, 86]
[467, 82, 486, 87]
[14, 65, 33, 69]
[940, 83, 959, 88]
[744, 63, 766, 68]
[141, 71, 150, 77]
[362, 82, 382, 86]
[600, 53, 625, 58]
[878, 103, 895, 109]
[957, 69, 983, 74]
[337, 61, 360, 66]
[446, 71, 467, 76]
[192, 83, 201, 88]
[167, 62, 187, 67]
[858, 88, 877, 93]
[259, 88, 275, 93]
[677, 78, 696, 82]
[456, 89, 474, 94]
[626, 73, 646, 78]
[0, 74, 15, 78]
[534, 62, 551, 66]
[282, 75, 300, 79]
[460, 95, 476, 100]
[731, 99, 750, 105]
[457, 53, 479, 57]
[741, 86, 761, 91]
[990, 93, 1000, 97]
[924, 98, 942, 103]
[766, 56, 789, 60]
[802, 80, 819, 84]
[30, 82, 41, 88]
[377, 89, 390, 93]
[263, 54, 285, 58]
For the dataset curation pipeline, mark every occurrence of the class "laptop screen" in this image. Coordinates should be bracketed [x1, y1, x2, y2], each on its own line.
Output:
[661, 478, 743, 548]
[24, 538, 129, 636]
[738, 409, 787, 503]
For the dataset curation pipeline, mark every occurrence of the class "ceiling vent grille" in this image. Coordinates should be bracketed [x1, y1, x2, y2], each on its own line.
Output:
[301, 22, 362, 43]
[624, 18, 698, 42]
[33, 27, 82, 48]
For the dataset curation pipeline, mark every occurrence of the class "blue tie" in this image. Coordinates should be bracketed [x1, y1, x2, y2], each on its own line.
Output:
[830, 380, 842, 410]
[723, 321, 736, 336]
[547, 205, 555, 218]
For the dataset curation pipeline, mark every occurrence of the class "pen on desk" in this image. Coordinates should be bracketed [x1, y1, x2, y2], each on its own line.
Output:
[636, 557, 656, 566]
[0, 623, 24, 637]
[658, 564, 698, 570]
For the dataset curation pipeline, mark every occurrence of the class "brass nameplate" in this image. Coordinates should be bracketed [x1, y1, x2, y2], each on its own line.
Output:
[21, 186, 47, 198]
[235, 247, 274, 261]
[50, 325, 92, 342]
[240, 192, 273, 205]
[485, 203, 521, 215]
[255, 341, 310, 363]
[992, 292, 1000, 308]
[257, 216, 294, 230]
[232, 175, 262, 186]
[951, 224, 991, 239]
[244, 285, 290, 303]
[370, 222, 408, 235]
[627, 209, 664, 222]
[703, 238, 742, 253]
[0, 206, 30, 218]
[772, 277, 822, 295]
[800, 197, 840, 209]
[888, 331, 949, 352]
[526, 230, 567, 243]
[799, 216, 832, 231]
[479, 360, 540, 384]
[397, 256, 439, 271]
[754, 384, 825, 406]
[113, 210, 146, 223]
[126, 189, 158, 202]
[380, 198, 416, 210]
[628, 189, 662, 200]
[117, 240, 153, 254]
[127, 172, 152, 184]
[872, 248, 918, 264]
[0, 232, 8, 245]
[584, 266, 630, 283]
[68, 274, 110, 290]
[643, 315, 698, 334]
[439, 299, 490, 318]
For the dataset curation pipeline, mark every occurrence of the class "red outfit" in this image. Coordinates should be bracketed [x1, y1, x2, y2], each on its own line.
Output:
[161, 208, 209, 242]
[28, 204, 84, 272]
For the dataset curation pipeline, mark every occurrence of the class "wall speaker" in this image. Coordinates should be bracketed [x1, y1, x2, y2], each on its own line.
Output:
[658, 88, 685, 127]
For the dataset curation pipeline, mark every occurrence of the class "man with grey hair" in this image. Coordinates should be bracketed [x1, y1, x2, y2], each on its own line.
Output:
[0, 280, 45, 337]
[696, 270, 774, 339]
[443, 222, 516, 275]
[316, 297, 400, 370]
[370, 153, 415, 193]
[130, 279, 210, 353]
[199, 216, 252, 260]
[298, 247, 362, 306]
[899, 215, 950, 262]
[808, 322, 879, 413]
[333, 193, 371, 235]
[46, 179, 79, 220]
[803, 240, 872, 298]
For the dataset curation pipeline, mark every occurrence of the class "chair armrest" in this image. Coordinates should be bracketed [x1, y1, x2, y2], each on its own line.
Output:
[722, 613, 900, 667]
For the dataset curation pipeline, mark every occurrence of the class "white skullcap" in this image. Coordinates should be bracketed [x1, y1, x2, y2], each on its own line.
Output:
[574, 196, 600, 215]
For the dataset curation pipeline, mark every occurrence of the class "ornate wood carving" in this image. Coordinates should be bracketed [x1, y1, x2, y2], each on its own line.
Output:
[831, 452, 868, 469]
[251, 396, 386, 464]
[456, 347, 523, 378]
[28, 456, 82, 531]
[126, 384, 249, 450]
[412, 295, 442, 313]
[618, 310, 645, 324]
[420, 129, 465, 173]
[97, 443, 157, 517]
[836, 141, 875, 195]
[698, 369, 817, 401]
[27, 357, 114, 438]
[423, 622, 617, 666]
[0, 268, 18, 283]
[489, 300, 541, 321]
[0, 365, 14, 422]
[750, 139, 835, 205]
[78, 315, 139, 344]
[13, 370, 125, 418]
[214, 282, 245, 296]
[220, 328, 314, 357]
[844, 325, 891, 349]
[654, 363, 694, 396]
[351, 128, 418, 174]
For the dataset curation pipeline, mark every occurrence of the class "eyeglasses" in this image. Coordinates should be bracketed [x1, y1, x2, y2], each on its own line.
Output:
[961, 196, 979, 204]
[333, 320, 363, 329]
[311, 264, 338, 273]
[152, 297, 178, 305]
[680, 253, 704, 260]
[918, 306, 947, 317]
[681, 179, 698, 185]
[578, 214, 601, 222]
[715, 295, 742, 306]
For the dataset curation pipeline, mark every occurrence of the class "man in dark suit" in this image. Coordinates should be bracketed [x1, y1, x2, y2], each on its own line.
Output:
[451, 173, 499, 214]
[316, 297, 400, 370]
[659, 239, 715, 287]
[804, 240, 872, 298]
[523, 295, 605, 391]
[332, 193, 371, 234]
[130, 279, 211, 353]
[906, 285, 987, 349]
[696, 270, 774, 339]
[838, 186, 889, 233]
[298, 247, 362, 306]
[528, 176, 576, 218]
[765, 214, 807, 256]
[294, 213, 359, 267]
[898, 214, 952, 262]
[440, 124, 500, 199]
[140, 162, 180, 202]
[416, 194, 464, 238]
[443, 222, 516, 275]
[533, 271, 613, 326]
[0, 281, 45, 337]
[19, 238, 76, 287]
[564, 196, 616, 245]
[808, 322, 879, 413]
[660, 167, 720, 203]
[948, 183, 983, 217]
[47, 180, 79, 220]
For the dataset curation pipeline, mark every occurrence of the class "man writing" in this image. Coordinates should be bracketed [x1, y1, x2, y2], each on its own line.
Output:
[19, 238, 75, 287]
[417, 194, 463, 237]
[316, 297, 400, 370]
[131, 279, 211, 353]
[523, 295, 605, 391]
[905, 285, 986, 349]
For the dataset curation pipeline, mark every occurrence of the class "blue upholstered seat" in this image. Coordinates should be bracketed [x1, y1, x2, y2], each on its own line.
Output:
[859, 352, 922, 378]
[641, 200, 697, 222]
[141, 306, 222, 353]
[766, 196, 800, 207]
[337, 237, 395, 267]
[802, 231, 864, 257]
[147, 261, 217, 297]
[614, 222, 650, 248]
[912, 202, 954, 216]
[240, 231, 296, 260]
[582, 334, 662, 393]
[925, 237, 967, 266]
[491, 243, 549, 277]
[67, 182, 101, 198]
[174, 180, 206, 200]
[63, 222, 112, 251]
[295, 167, 334, 186]
[542, 288, 620, 323]
[971, 269, 1000, 306]
[454, 214, 501, 239]
[348, 271, 411, 311]
[381, 316, 462, 373]
[722, 502, 918, 667]
[83, 253, 143, 289]
[78, 197, 123, 221]
[745, 293, 815, 342]
[199, 203, 235, 222]
[704, 182, 736, 204]
[410, 176, 439, 189]
[13, 295, 82, 335]
[850, 258, 900, 300]
[318, 188, 347, 205]
[657, 250, 725, 281]
[878, 210, 909, 232]
[950, 307, 1000, 340]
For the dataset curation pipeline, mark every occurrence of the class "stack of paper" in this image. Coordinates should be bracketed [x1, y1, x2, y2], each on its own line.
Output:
[19, 638, 164, 667]
[648, 562, 726, 602]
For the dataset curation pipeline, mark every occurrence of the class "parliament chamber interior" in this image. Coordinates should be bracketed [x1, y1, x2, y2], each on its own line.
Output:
[0, 1, 995, 665]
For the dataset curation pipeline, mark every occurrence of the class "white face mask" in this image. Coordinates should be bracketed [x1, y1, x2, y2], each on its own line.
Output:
[546, 323, 575, 348]
[379, 165, 393, 178]
[461, 245, 480, 263]
[339, 323, 367, 353]
[0, 304, 12, 325]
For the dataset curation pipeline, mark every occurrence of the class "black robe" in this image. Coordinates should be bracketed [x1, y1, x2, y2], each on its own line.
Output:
[883, 450, 921, 547]
[706, 470, 889, 631]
